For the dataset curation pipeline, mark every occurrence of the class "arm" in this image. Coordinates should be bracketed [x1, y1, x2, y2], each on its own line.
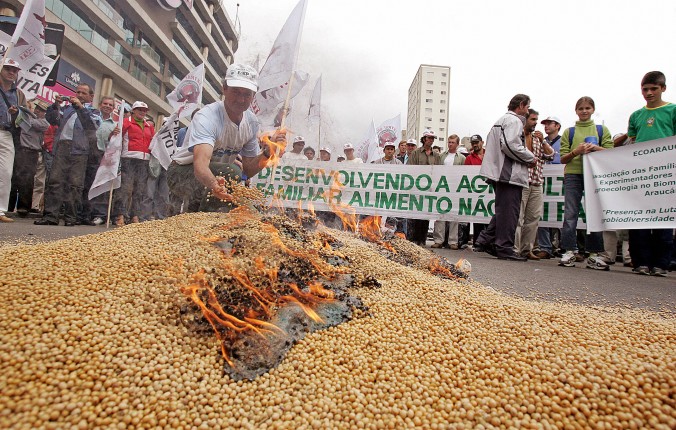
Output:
[45, 103, 61, 126]
[241, 151, 272, 178]
[500, 118, 534, 164]
[193, 143, 232, 202]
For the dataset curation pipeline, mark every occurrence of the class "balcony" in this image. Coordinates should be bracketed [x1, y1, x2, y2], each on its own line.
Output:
[131, 44, 161, 73]
[69, 0, 125, 42]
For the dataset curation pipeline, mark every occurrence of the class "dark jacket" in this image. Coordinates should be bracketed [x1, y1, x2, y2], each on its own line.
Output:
[46, 103, 100, 156]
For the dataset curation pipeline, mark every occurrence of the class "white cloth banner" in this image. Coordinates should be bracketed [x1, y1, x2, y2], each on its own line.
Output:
[252, 70, 309, 118]
[369, 114, 401, 163]
[251, 161, 577, 227]
[308, 75, 321, 121]
[583, 136, 676, 232]
[89, 104, 125, 200]
[166, 63, 204, 120]
[149, 111, 180, 170]
[355, 120, 377, 163]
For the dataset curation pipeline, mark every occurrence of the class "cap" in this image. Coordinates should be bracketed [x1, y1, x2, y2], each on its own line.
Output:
[225, 63, 258, 92]
[470, 134, 483, 143]
[3, 58, 21, 70]
[540, 116, 562, 125]
[458, 146, 469, 155]
[320, 146, 332, 154]
[422, 129, 436, 138]
[293, 136, 305, 144]
[131, 101, 149, 111]
[343, 143, 354, 150]
[383, 141, 396, 148]
[33, 100, 49, 111]
[406, 138, 417, 146]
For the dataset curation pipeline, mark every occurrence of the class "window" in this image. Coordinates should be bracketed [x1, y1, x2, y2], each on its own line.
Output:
[441, 91, 447, 95]
[440, 109, 445, 113]
[440, 100, 446, 104]
[441, 82, 447, 86]
[439, 128, 445, 133]
[426, 72, 433, 77]
[426, 80, 433, 85]
[425, 99, 433, 103]
[426, 90, 433, 94]
[441, 72, 447, 77]
[425, 108, 432, 113]
[426, 117, 432, 121]
[440, 119, 445, 123]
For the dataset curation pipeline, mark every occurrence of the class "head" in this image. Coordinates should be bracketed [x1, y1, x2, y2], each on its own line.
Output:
[525, 108, 539, 133]
[33, 103, 47, 117]
[575, 96, 595, 121]
[398, 140, 407, 154]
[76, 84, 94, 104]
[420, 130, 436, 148]
[508, 94, 530, 116]
[99, 96, 115, 117]
[470, 134, 483, 153]
[540, 116, 561, 136]
[447, 134, 460, 153]
[131, 101, 149, 121]
[343, 143, 355, 159]
[319, 148, 331, 161]
[222, 63, 258, 115]
[406, 138, 417, 154]
[292, 136, 305, 153]
[640, 71, 666, 105]
[383, 142, 396, 159]
[337, 156, 345, 162]
[0, 59, 21, 85]
[303, 147, 315, 160]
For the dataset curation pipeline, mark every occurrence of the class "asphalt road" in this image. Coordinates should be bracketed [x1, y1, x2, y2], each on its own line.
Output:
[2, 215, 674, 313]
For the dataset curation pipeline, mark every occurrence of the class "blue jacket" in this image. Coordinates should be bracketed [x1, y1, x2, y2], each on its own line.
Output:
[46, 103, 100, 156]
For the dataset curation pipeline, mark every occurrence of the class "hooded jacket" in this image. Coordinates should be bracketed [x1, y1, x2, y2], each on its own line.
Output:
[122, 117, 155, 160]
[480, 111, 534, 187]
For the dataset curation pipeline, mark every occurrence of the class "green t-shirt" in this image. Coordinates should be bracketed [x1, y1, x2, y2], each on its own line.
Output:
[627, 102, 676, 143]
[559, 120, 613, 175]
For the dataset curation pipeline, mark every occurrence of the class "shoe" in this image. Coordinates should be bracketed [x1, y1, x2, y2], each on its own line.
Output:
[131, 216, 140, 223]
[574, 253, 585, 262]
[16, 209, 28, 218]
[534, 251, 552, 259]
[34, 219, 57, 225]
[64, 221, 76, 227]
[623, 262, 633, 268]
[92, 217, 104, 226]
[431, 243, 443, 249]
[115, 215, 125, 227]
[0, 215, 14, 223]
[526, 251, 540, 261]
[498, 253, 527, 261]
[559, 251, 576, 267]
[449, 243, 459, 250]
[634, 266, 650, 275]
[650, 267, 667, 277]
[586, 254, 609, 271]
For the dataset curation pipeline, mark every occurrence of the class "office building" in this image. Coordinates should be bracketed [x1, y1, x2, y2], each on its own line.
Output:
[406, 64, 450, 142]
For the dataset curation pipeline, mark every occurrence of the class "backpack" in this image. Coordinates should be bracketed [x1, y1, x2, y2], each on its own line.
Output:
[568, 124, 603, 145]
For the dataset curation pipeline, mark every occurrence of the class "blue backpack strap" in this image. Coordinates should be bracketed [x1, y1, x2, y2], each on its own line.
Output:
[568, 127, 575, 144]
[596, 124, 604, 143]
[570, 125, 604, 145]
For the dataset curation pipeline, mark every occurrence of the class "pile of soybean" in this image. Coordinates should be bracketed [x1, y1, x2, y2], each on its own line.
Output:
[0, 212, 674, 429]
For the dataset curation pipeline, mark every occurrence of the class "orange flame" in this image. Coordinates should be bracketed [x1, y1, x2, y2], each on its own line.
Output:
[358, 216, 397, 254]
[428, 257, 457, 278]
[394, 232, 406, 239]
[258, 129, 288, 169]
[326, 172, 357, 232]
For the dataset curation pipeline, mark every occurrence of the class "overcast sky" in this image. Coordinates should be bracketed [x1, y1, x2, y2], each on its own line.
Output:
[224, 0, 676, 152]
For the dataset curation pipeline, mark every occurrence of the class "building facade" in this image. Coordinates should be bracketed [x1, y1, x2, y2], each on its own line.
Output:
[0, 0, 239, 122]
[406, 64, 450, 142]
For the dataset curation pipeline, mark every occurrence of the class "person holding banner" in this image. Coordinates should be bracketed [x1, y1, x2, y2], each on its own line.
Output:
[89, 96, 118, 225]
[558, 96, 613, 269]
[625, 71, 676, 277]
[432, 134, 465, 249]
[168, 64, 278, 212]
[303, 146, 315, 160]
[281, 136, 308, 161]
[407, 129, 441, 246]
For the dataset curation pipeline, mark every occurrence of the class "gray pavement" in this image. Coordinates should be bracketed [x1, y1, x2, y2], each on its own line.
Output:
[2, 214, 674, 313]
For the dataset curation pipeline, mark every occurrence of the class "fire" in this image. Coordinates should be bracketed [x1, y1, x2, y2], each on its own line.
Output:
[358, 216, 397, 254]
[428, 257, 458, 279]
[258, 128, 288, 169]
[394, 232, 406, 239]
[326, 172, 357, 232]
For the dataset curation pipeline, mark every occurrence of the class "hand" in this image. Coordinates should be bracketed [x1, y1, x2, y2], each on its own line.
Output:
[533, 130, 544, 141]
[575, 143, 593, 155]
[211, 176, 234, 202]
[70, 97, 83, 109]
[234, 154, 243, 170]
[54, 95, 63, 104]
[7, 105, 18, 115]
[108, 125, 120, 140]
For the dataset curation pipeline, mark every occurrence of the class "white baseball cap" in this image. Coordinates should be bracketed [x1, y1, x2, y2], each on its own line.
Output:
[3, 58, 21, 70]
[422, 129, 436, 138]
[225, 63, 258, 92]
[343, 143, 354, 150]
[293, 136, 305, 144]
[131, 101, 149, 110]
[383, 141, 396, 148]
[406, 138, 417, 146]
[540, 116, 562, 125]
[320, 146, 332, 154]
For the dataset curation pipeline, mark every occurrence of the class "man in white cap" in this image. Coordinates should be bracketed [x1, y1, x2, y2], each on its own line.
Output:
[169, 63, 283, 212]
[408, 129, 441, 246]
[534, 115, 563, 259]
[432, 134, 465, 249]
[343, 143, 363, 163]
[371, 141, 402, 164]
[403, 138, 417, 164]
[281, 136, 308, 161]
[319, 146, 331, 161]
[0, 58, 27, 223]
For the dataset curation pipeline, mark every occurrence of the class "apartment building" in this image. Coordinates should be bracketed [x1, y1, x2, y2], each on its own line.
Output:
[406, 64, 450, 142]
[0, 0, 239, 121]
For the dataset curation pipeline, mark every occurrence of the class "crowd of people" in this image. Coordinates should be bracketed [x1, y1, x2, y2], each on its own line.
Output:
[0, 59, 673, 276]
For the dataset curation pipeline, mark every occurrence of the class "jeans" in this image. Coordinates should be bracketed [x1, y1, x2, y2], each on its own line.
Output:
[560, 174, 603, 253]
[114, 158, 149, 220]
[628, 229, 673, 270]
[42, 141, 88, 224]
[537, 227, 553, 254]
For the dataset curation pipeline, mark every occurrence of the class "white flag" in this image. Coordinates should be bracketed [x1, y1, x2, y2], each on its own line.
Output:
[166, 63, 204, 120]
[89, 103, 125, 200]
[369, 114, 401, 162]
[308, 75, 321, 121]
[251, 70, 309, 117]
[355, 120, 377, 163]
[0, 0, 56, 99]
[149, 111, 181, 170]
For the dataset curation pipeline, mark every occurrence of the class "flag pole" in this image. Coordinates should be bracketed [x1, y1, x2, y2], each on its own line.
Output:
[106, 182, 114, 229]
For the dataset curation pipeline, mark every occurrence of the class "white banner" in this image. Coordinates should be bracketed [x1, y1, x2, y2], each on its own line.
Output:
[369, 114, 401, 163]
[252, 70, 309, 118]
[251, 161, 576, 227]
[149, 111, 180, 170]
[354, 120, 377, 163]
[308, 75, 321, 121]
[89, 103, 125, 200]
[166, 63, 204, 120]
[583, 136, 676, 232]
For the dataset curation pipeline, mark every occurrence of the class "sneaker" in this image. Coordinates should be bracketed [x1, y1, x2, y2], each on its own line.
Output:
[449, 243, 459, 250]
[559, 251, 576, 267]
[586, 254, 610, 271]
[0, 214, 14, 223]
[650, 267, 667, 277]
[92, 217, 104, 226]
[635, 266, 650, 275]
[430, 243, 443, 249]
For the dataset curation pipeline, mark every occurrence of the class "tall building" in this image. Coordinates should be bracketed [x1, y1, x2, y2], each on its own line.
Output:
[0, 0, 239, 121]
[406, 64, 450, 142]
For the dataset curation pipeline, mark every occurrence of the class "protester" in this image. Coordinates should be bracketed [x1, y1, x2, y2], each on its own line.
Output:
[343, 143, 363, 163]
[281, 136, 307, 160]
[534, 116, 563, 259]
[336, 156, 345, 162]
[176, 108, 200, 148]
[35, 84, 100, 226]
[407, 129, 441, 246]
[303, 146, 315, 160]
[0, 58, 27, 223]
[514, 109, 554, 259]
[403, 138, 417, 164]
[396, 140, 407, 163]
[474, 94, 534, 261]
[371, 141, 402, 165]
[464, 134, 487, 247]
[169, 64, 280, 213]
[625, 71, 676, 276]
[432, 134, 465, 249]
[319, 147, 331, 161]
[9, 101, 49, 217]
[113, 101, 155, 225]
[558, 96, 613, 269]
[89, 96, 119, 225]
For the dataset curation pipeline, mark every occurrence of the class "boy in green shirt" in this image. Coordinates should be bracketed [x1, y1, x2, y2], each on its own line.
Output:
[626, 71, 675, 277]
